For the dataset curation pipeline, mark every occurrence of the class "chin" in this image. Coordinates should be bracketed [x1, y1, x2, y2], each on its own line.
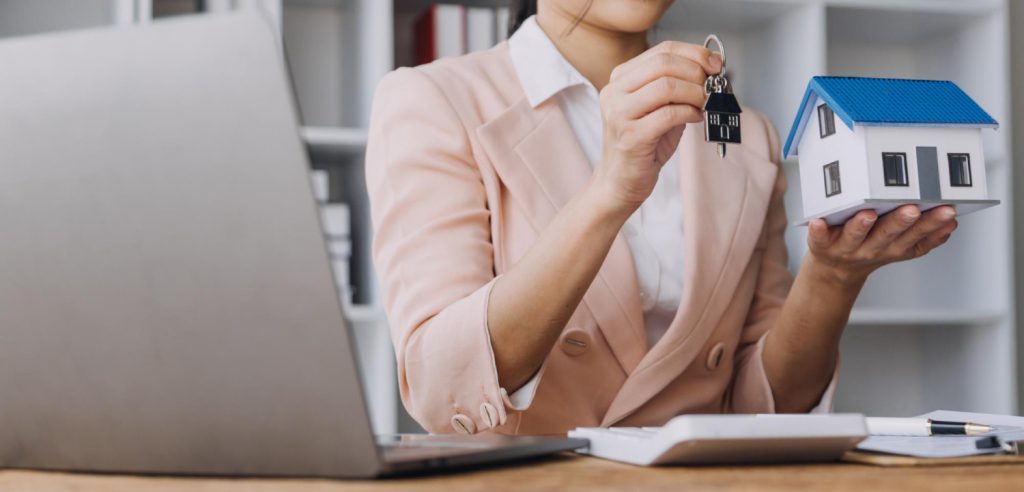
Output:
[589, 0, 674, 33]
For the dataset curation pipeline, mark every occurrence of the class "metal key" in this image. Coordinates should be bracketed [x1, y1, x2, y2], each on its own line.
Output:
[702, 34, 742, 159]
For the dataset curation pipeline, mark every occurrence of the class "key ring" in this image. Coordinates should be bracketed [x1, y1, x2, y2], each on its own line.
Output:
[703, 34, 728, 94]
[703, 34, 726, 70]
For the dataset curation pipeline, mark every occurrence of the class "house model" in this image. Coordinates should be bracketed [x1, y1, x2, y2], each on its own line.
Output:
[783, 76, 999, 225]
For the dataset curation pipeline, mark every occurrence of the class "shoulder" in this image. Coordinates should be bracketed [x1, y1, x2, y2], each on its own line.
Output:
[374, 43, 522, 119]
[415, 43, 518, 93]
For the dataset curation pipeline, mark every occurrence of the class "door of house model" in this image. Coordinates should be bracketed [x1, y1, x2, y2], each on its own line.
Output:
[916, 146, 942, 200]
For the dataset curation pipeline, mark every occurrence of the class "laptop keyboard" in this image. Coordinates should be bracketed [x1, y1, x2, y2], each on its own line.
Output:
[377, 435, 493, 450]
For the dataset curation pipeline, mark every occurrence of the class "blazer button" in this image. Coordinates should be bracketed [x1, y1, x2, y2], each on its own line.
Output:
[451, 414, 476, 434]
[560, 329, 590, 356]
[479, 402, 499, 429]
[706, 342, 726, 370]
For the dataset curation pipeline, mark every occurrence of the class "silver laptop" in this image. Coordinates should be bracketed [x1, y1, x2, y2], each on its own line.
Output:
[0, 12, 584, 478]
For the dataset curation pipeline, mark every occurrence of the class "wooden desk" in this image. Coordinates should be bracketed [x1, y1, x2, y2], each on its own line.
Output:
[3, 454, 1022, 492]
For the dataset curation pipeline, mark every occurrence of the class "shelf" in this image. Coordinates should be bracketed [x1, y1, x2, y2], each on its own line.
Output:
[284, 0, 352, 7]
[826, 3, 994, 46]
[847, 307, 1005, 326]
[301, 126, 368, 155]
[823, 0, 1001, 15]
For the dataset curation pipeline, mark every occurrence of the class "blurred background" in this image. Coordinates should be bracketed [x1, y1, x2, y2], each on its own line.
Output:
[1, 0, 1022, 434]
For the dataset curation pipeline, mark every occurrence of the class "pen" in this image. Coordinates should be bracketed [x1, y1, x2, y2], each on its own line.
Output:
[866, 417, 993, 436]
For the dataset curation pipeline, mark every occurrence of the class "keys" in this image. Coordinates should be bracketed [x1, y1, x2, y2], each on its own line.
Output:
[702, 34, 742, 159]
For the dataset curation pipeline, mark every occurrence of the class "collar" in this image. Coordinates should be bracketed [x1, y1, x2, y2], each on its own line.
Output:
[508, 16, 593, 108]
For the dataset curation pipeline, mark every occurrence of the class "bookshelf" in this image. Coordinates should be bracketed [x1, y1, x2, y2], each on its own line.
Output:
[0, 0, 1015, 431]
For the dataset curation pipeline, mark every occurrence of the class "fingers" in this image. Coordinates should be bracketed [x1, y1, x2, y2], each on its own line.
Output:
[632, 104, 703, 141]
[613, 53, 709, 93]
[832, 210, 878, 254]
[648, 41, 722, 76]
[805, 206, 958, 282]
[908, 216, 958, 258]
[890, 206, 958, 259]
[603, 41, 723, 137]
[611, 41, 716, 81]
[858, 205, 921, 256]
[807, 219, 832, 251]
[625, 75, 706, 118]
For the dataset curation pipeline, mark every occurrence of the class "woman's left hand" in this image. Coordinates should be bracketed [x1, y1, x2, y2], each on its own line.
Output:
[806, 204, 959, 286]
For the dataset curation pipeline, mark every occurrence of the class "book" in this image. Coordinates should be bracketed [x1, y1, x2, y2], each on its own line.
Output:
[309, 169, 329, 203]
[414, 4, 466, 65]
[320, 203, 350, 239]
[495, 7, 510, 42]
[466, 7, 496, 53]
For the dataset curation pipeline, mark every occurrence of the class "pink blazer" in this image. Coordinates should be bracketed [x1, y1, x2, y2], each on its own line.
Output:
[365, 43, 791, 435]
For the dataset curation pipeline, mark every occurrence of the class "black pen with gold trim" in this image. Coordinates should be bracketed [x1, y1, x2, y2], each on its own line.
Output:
[866, 417, 994, 436]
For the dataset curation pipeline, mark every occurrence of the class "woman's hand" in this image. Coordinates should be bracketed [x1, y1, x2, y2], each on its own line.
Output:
[806, 204, 959, 286]
[592, 41, 722, 213]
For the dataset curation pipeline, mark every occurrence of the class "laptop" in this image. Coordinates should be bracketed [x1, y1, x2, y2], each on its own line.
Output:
[0, 12, 584, 478]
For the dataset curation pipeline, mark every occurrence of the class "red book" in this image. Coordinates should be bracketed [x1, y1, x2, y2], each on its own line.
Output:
[414, 4, 466, 65]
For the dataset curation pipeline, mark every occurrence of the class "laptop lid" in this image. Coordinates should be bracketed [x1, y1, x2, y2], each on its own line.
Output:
[0, 12, 381, 478]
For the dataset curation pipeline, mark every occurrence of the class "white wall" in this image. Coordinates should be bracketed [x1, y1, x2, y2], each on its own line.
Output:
[796, 95, 868, 219]
[864, 126, 989, 201]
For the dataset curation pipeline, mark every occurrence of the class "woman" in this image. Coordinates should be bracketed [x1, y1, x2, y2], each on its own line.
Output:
[365, 0, 958, 435]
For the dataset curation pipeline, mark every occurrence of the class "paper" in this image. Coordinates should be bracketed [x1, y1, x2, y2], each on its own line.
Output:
[855, 410, 1024, 458]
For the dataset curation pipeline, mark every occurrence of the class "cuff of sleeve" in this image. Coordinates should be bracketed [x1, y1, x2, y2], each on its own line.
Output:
[502, 371, 541, 411]
[731, 332, 777, 414]
[401, 277, 508, 434]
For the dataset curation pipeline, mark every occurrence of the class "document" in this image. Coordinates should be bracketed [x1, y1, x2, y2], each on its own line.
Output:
[855, 410, 1024, 459]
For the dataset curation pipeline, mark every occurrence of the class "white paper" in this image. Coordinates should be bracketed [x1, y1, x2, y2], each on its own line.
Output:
[855, 410, 1024, 458]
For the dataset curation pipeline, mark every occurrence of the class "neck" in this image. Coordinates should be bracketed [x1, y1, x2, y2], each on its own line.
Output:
[535, 7, 649, 91]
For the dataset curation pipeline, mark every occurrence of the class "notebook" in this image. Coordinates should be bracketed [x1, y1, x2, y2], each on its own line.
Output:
[848, 410, 1024, 465]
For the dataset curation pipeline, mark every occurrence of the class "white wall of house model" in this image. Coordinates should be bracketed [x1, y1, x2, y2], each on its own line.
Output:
[784, 77, 999, 225]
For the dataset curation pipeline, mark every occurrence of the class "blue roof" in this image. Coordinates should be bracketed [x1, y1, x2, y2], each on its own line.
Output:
[782, 76, 998, 158]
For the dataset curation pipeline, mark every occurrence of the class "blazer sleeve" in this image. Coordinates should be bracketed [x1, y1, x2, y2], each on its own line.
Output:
[365, 67, 508, 434]
[726, 112, 839, 414]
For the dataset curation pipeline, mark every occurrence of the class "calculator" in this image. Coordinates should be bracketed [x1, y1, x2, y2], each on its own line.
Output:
[569, 414, 868, 466]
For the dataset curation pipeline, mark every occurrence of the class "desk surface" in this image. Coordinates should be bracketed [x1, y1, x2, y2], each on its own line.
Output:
[3, 454, 1022, 492]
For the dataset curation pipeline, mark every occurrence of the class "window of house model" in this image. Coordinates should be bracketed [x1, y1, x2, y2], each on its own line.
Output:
[824, 161, 841, 197]
[882, 152, 909, 186]
[948, 153, 972, 187]
[818, 104, 836, 138]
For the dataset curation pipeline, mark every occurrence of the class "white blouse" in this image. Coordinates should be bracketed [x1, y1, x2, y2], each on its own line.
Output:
[510, 17, 686, 349]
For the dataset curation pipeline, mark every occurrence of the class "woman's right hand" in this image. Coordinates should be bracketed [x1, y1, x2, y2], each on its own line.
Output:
[593, 41, 723, 212]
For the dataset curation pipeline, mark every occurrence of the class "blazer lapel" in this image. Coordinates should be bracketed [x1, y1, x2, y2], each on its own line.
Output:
[601, 124, 780, 426]
[477, 99, 647, 375]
